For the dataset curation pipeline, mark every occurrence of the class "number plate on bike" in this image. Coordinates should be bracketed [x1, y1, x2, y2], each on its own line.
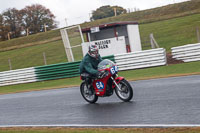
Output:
[96, 81, 104, 89]
[110, 66, 118, 75]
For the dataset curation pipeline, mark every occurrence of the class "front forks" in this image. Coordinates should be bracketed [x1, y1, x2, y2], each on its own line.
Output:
[111, 76, 123, 92]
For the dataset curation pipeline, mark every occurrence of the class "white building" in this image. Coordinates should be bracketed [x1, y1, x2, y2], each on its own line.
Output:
[81, 21, 142, 57]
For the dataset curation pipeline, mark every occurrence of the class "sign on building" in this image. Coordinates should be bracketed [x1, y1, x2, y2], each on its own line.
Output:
[90, 27, 100, 33]
[81, 36, 127, 57]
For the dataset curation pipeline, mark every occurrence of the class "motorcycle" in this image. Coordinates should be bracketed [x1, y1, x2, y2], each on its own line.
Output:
[80, 59, 133, 103]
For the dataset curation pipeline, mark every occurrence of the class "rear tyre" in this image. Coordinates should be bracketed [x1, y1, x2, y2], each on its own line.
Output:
[115, 79, 133, 102]
[80, 82, 98, 104]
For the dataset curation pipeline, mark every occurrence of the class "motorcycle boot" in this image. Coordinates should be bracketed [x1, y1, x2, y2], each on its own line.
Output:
[85, 78, 94, 95]
[81, 73, 95, 95]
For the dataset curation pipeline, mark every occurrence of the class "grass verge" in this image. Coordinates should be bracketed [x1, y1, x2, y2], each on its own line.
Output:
[0, 61, 200, 95]
[1, 13, 200, 71]
[0, 127, 200, 133]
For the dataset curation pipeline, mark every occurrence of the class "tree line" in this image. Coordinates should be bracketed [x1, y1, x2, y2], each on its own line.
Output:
[90, 5, 127, 21]
[0, 4, 135, 41]
[0, 4, 57, 41]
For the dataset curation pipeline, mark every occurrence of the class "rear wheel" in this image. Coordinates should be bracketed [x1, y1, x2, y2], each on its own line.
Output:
[115, 79, 133, 102]
[80, 82, 98, 103]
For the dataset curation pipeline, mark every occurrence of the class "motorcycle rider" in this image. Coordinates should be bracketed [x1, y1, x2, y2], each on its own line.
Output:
[80, 44, 104, 92]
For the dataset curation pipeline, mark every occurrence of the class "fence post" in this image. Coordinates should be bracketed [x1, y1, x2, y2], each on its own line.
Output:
[44, 23, 47, 32]
[150, 33, 159, 48]
[8, 58, 12, 70]
[196, 27, 200, 43]
[26, 28, 29, 36]
[43, 52, 47, 65]
[7, 33, 10, 40]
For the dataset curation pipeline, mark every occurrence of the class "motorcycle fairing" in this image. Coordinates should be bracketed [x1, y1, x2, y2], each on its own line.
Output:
[93, 75, 110, 96]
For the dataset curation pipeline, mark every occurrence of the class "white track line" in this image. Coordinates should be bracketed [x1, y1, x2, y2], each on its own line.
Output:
[1, 124, 200, 128]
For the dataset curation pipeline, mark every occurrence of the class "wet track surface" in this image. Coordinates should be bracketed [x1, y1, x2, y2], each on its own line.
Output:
[0, 75, 200, 126]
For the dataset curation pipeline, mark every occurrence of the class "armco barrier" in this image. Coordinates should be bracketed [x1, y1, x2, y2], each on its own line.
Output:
[0, 55, 114, 87]
[171, 43, 200, 62]
[115, 48, 167, 71]
[35, 55, 115, 81]
[0, 67, 37, 86]
[0, 48, 167, 87]
[35, 61, 81, 81]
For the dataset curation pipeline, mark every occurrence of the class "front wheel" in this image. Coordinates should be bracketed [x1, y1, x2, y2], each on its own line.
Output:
[115, 79, 133, 102]
[80, 82, 98, 104]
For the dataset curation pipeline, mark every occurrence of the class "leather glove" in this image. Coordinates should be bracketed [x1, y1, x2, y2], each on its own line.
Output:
[96, 71, 105, 79]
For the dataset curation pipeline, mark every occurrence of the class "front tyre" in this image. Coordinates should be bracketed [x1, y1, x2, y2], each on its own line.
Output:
[80, 82, 98, 104]
[115, 79, 133, 102]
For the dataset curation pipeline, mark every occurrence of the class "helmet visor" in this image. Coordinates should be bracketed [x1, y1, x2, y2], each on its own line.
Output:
[90, 50, 99, 58]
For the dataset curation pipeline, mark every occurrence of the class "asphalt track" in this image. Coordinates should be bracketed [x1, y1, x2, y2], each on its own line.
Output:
[0, 75, 200, 127]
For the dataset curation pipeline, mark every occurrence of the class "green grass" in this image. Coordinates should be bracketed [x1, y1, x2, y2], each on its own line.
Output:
[140, 13, 200, 51]
[120, 61, 200, 81]
[0, 127, 200, 133]
[0, 0, 200, 94]
[81, 0, 200, 27]
[1, 0, 200, 51]
[1, 13, 200, 71]
[0, 30, 61, 51]
[1, 1, 200, 132]
[1, 61, 200, 94]
[1, 1, 200, 71]
[0, 76, 81, 94]
[0, 40, 67, 71]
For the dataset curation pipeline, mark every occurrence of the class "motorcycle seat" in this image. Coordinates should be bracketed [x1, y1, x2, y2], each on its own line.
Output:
[80, 73, 90, 80]
[80, 73, 95, 80]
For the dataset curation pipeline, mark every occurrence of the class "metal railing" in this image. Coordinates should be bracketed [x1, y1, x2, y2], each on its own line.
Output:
[0, 48, 168, 87]
[0, 55, 114, 87]
[115, 48, 167, 71]
[171, 43, 200, 62]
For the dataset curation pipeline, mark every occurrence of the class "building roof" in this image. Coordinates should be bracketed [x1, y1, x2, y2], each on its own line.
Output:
[81, 21, 138, 33]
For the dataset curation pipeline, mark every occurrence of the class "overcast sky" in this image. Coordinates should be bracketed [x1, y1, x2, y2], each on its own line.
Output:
[0, 0, 189, 28]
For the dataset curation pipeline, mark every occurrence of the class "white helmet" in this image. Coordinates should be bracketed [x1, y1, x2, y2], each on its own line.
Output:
[88, 44, 99, 58]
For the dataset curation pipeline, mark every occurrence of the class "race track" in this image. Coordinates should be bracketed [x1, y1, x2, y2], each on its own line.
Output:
[0, 75, 200, 127]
